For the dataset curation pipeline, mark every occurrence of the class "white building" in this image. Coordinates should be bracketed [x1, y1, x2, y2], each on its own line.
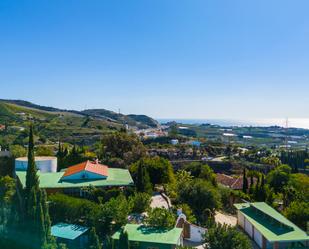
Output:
[15, 156, 57, 173]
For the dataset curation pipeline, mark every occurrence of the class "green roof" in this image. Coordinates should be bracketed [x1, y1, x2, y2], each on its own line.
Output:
[112, 224, 183, 245]
[51, 223, 89, 240]
[234, 202, 309, 242]
[16, 168, 134, 188]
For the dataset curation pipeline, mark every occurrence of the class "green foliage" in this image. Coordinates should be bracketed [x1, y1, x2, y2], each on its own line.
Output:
[165, 170, 193, 200]
[284, 201, 309, 231]
[100, 194, 130, 234]
[0, 176, 16, 236]
[36, 146, 54, 156]
[119, 230, 130, 249]
[288, 173, 309, 202]
[145, 207, 176, 229]
[183, 162, 217, 186]
[178, 179, 221, 223]
[9, 144, 27, 158]
[135, 160, 152, 194]
[266, 164, 292, 193]
[242, 168, 248, 193]
[131, 156, 175, 186]
[100, 132, 146, 168]
[48, 193, 99, 225]
[204, 223, 253, 249]
[88, 227, 102, 249]
[0, 157, 14, 177]
[57, 144, 94, 171]
[260, 156, 281, 167]
[129, 192, 151, 213]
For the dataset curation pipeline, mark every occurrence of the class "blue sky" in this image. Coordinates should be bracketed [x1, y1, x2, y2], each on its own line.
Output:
[1, 0, 309, 119]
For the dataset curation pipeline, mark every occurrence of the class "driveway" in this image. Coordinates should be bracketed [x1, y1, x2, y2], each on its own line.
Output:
[150, 193, 171, 209]
[215, 211, 237, 226]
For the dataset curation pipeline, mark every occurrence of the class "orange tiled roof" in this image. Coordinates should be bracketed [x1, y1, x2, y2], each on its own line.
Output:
[62, 160, 108, 178]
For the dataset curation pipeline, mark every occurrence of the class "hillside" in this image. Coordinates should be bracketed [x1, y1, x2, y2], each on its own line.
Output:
[0, 100, 158, 146]
[81, 109, 158, 128]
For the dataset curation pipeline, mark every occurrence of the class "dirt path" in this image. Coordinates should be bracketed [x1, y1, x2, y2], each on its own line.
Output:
[215, 211, 237, 226]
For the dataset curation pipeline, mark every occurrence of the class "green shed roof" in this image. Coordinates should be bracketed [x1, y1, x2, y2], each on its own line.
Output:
[234, 202, 309, 242]
[112, 224, 183, 245]
[51, 223, 89, 240]
[16, 168, 134, 189]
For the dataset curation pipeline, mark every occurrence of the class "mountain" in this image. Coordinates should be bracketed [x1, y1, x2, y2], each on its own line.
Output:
[81, 109, 158, 128]
[0, 99, 158, 145]
[0, 99, 158, 128]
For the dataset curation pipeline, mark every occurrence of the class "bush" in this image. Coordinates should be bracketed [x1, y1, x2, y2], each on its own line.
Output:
[129, 192, 151, 214]
[204, 223, 252, 249]
[178, 179, 221, 223]
[145, 208, 176, 229]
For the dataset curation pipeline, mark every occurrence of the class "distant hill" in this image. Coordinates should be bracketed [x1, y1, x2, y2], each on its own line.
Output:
[0, 99, 158, 145]
[0, 99, 158, 128]
[81, 109, 158, 128]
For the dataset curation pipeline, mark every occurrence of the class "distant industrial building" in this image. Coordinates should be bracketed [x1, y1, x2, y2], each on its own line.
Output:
[15, 156, 58, 173]
[234, 202, 309, 249]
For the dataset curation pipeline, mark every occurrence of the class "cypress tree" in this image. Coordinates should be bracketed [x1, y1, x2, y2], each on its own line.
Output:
[105, 236, 112, 249]
[88, 227, 102, 249]
[259, 174, 266, 201]
[136, 161, 144, 192]
[143, 166, 152, 195]
[25, 124, 39, 197]
[136, 160, 152, 194]
[119, 230, 129, 249]
[242, 168, 248, 193]
[24, 125, 53, 249]
[249, 175, 254, 195]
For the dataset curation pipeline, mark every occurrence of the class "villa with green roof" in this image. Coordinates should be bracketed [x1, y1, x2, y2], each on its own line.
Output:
[16, 160, 134, 195]
[112, 224, 183, 249]
[234, 202, 309, 249]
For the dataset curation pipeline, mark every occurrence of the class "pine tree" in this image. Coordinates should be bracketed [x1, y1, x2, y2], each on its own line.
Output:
[242, 168, 248, 193]
[88, 227, 102, 249]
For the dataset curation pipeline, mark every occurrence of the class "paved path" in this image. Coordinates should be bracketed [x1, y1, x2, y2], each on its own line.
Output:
[150, 193, 171, 209]
[215, 211, 237, 226]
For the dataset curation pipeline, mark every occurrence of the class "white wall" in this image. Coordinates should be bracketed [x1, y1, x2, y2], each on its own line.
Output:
[254, 227, 263, 248]
[245, 218, 253, 237]
[189, 224, 207, 242]
[15, 157, 57, 173]
[238, 211, 245, 228]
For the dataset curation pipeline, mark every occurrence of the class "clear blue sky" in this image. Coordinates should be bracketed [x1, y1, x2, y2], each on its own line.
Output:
[1, 0, 309, 119]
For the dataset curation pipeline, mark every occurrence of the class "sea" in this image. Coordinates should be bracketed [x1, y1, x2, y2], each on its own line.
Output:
[157, 118, 309, 130]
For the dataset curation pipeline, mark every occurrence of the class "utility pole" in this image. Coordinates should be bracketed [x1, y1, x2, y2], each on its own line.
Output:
[285, 118, 289, 150]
